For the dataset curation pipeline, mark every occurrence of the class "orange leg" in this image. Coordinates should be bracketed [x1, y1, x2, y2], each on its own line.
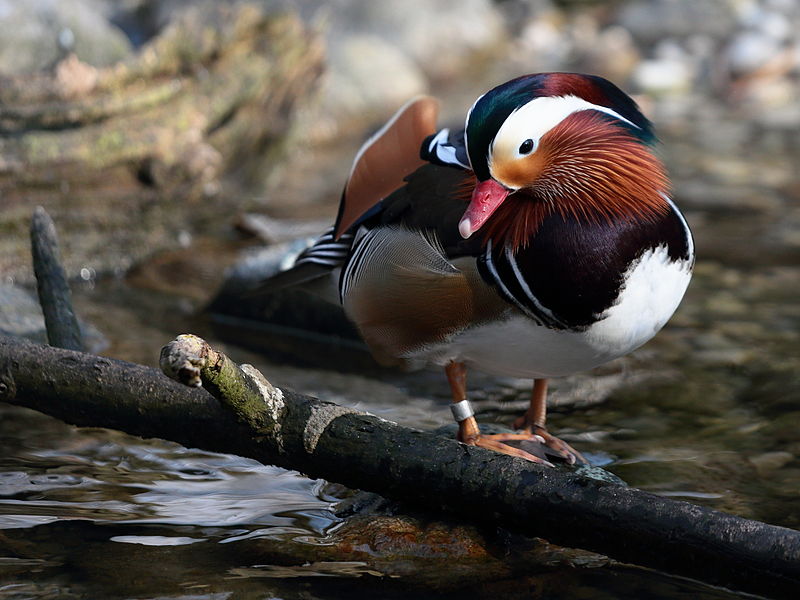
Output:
[445, 362, 553, 466]
[513, 378, 587, 465]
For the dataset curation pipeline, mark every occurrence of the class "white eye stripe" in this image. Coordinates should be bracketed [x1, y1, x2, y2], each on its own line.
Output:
[491, 95, 639, 165]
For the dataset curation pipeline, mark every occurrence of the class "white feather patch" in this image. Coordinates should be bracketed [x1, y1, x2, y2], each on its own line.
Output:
[418, 245, 692, 379]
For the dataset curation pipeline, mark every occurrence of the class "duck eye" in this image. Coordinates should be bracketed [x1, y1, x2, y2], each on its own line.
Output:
[518, 139, 534, 155]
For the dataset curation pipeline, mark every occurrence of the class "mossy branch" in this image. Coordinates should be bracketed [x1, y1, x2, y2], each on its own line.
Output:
[159, 333, 279, 432]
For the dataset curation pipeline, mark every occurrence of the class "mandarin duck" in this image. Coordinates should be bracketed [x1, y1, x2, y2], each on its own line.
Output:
[260, 73, 694, 465]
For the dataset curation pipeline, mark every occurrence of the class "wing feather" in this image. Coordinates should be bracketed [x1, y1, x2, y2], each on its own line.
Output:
[342, 227, 507, 361]
[334, 96, 440, 239]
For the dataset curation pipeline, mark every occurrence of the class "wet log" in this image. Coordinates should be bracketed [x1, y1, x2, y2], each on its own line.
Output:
[0, 4, 324, 284]
[29, 207, 85, 352]
[1, 334, 799, 598]
[0, 5, 321, 184]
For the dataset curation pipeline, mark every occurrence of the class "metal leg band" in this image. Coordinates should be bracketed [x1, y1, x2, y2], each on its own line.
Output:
[450, 399, 474, 422]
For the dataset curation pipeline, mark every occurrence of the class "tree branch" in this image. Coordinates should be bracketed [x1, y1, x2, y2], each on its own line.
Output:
[1, 334, 799, 598]
[29, 207, 85, 352]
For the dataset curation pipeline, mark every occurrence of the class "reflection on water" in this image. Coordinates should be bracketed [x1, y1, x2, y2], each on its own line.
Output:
[0, 404, 337, 533]
[0, 402, 351, 599]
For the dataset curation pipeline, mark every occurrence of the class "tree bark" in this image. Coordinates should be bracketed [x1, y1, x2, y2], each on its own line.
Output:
[1, 334, 799, 598]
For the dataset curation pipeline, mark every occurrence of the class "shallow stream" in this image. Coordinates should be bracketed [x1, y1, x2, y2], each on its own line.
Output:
[1, 119, 799, 598]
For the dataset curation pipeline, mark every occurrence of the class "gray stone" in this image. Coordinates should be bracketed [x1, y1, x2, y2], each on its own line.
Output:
[0, 283, 107, 351]
[616, 0, 737, 44]
[726, 30, 783, 75]
[322, 0, 505, 81]
[295, 0, 506, 140]
[0, 284, 46, 343]
[320, 33, 427, 125]
[0, 0, 132, 75]
[632, 57, 693, 94]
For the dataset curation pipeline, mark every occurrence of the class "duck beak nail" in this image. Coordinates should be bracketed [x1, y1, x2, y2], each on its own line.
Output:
[458, 217, 473, 239]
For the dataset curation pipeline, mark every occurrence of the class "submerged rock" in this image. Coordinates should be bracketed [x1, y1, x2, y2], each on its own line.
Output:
[324, 512, 610, 588]
[322, 485, 611, 589]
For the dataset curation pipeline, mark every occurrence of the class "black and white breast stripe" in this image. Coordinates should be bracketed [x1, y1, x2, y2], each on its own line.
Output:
[476, 203, 693, 332]
[478, 240, 569, 330]
[338, 228, 373, 301]
[293, 227, 354, 269]
[421, 128, 470, 169]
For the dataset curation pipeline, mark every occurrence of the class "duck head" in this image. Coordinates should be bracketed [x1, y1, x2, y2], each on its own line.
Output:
[459, 73, 669, 249]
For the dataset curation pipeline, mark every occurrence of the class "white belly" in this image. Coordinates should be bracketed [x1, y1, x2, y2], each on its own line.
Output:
[417, 245, 693, 378]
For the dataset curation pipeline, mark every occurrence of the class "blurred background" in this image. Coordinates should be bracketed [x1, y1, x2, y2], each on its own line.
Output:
[1, 1, 799, 599]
